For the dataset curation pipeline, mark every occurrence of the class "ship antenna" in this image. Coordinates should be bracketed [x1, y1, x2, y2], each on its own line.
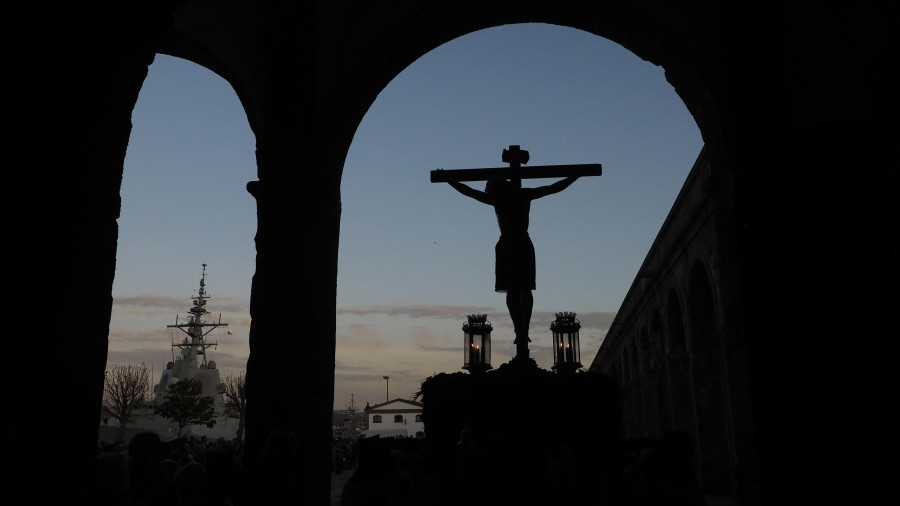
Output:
[199, 263, 207, 299]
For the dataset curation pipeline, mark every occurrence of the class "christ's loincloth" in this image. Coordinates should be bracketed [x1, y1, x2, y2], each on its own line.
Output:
[494, 233, 536, 293]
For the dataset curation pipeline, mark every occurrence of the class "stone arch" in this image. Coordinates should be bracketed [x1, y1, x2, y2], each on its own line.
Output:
[688, 259, 734, 494]
[665, 288, 695, 435]
[627, 336, 644, 437]
[169, 13, 706, 410]
[629, 336, 640, 383]
[150, 10, 716, 460]
[638, 326, 651, 375]
[650, 311, 667, 434]
[650, 312, 664, 371]
[620, 346, 633, 438]
[113, 7, 716, 504]
[157, 6, 721, 198]
[332, 11, 710, 182]
[637, 325, 660, 437]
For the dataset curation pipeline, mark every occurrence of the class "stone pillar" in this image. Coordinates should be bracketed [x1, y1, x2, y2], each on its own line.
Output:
[242, 144, 341, 504]
[3, 5, 168, 501]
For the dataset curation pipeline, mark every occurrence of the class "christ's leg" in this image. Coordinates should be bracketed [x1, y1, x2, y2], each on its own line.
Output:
[509, 290, 534, 347]
[507, 291, 522, 339]
[521, 290, 533, 340]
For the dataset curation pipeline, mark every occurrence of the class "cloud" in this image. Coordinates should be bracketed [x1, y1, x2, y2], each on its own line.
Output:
[335, 362, 379, 373]
[107, 298, 614, 407]
[112, 294, 183, 311]
[570, 311, 616, 330]
[108, 328, 168, 343]
[112, 293, 249, 318]
[409, 326, 458, 352]
[532, 310, 616, 331]
[337, 304, 498, 319]
[337, 322, 390, 349]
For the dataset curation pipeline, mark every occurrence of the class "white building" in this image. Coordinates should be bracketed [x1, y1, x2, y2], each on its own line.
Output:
[361, 399, 424, 438]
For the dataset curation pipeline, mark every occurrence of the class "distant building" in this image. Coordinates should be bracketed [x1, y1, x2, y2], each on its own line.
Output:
[361, 399, 424, 438]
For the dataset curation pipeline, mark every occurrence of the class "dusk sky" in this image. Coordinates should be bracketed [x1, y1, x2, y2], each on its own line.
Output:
[106, 23, 703, 411]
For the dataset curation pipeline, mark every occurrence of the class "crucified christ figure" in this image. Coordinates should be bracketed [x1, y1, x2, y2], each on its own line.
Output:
[445, 175, 580, 358]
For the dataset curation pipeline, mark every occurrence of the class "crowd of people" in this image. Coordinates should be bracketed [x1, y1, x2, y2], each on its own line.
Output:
[94, 432, 244, 506]
[332, 437, 359, 474]
[94, 430, 363, 505]
[94, 428, 708, 506]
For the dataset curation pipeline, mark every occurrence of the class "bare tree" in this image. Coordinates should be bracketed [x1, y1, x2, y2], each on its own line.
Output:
[102, 363, 151, 443]
[223, 371, 247, 442]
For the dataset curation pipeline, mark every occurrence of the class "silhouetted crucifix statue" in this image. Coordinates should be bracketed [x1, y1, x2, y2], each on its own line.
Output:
[432, 145, 601, 362]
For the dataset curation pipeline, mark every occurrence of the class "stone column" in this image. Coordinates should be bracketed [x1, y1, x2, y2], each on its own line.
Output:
[242, 144, 341, 504]
[2, 5, 170, 501]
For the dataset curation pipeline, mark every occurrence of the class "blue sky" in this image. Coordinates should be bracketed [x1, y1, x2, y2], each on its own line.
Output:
[106, 23, 703, 410]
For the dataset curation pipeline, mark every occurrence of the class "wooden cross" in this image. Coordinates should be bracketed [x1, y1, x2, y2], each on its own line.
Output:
[431, 145, 602, 364]
[430, 145, 602, 186]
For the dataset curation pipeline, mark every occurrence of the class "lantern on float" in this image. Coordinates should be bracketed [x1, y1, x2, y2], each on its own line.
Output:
[551, 312, 582, 374]
[462, 314, 492, 374]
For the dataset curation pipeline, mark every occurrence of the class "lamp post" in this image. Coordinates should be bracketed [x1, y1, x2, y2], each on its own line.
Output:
[551, 312, 582, 374]
[382, 376, 390, 401]
[462, 314, 492, 374]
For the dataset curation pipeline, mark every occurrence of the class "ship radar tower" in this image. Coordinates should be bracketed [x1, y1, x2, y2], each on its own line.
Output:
[167, 263, 228, 367]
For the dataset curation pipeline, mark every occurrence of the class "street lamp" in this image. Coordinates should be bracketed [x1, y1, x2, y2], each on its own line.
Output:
[383, 376, 390, 401]
[551, 312, 582, 374]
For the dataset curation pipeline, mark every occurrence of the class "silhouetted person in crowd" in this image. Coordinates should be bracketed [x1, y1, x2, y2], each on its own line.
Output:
[452, 427, 489, 506]
[621, 430, 706, 506]
[347, 438, 359, 468]
[93, 445, 131, 506]
[334, 440, 346, 474]
[342, 435, 432, 506]
[128, 431, 177, 505]
[204, 445, 240, 506]
[445, 175, 579, 355]
[251, 426, 302, 505]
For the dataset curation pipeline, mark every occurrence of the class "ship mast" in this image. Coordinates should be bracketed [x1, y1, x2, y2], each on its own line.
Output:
[167, 263, 228, 367]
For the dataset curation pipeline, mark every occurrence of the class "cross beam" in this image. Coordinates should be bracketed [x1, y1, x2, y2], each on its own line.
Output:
[430, 145, 601, 183]
[430, 163, 602, 182]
